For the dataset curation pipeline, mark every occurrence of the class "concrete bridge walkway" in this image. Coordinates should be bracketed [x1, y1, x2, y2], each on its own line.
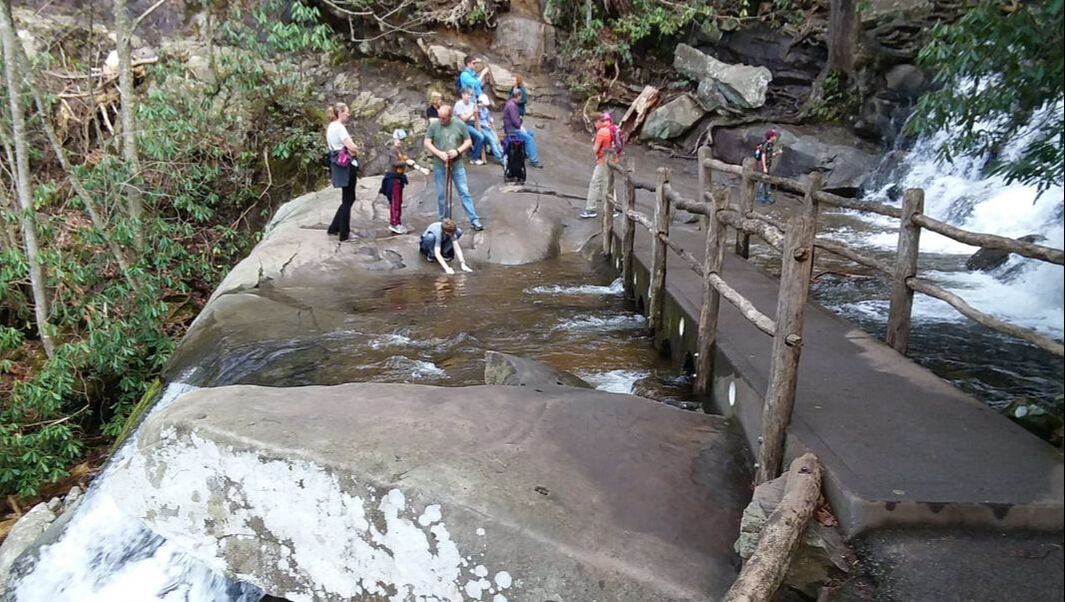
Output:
[598, 167, 1064, 597]
[609, 178, 1063, 535]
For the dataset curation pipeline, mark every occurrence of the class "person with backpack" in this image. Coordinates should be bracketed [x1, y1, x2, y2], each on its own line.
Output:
[754, 129, 781, 204]
[457, 55, 485, 101]
[502, 87, 542, 169]
[324, 102, 360, 242]
[579, 112, 620, 219]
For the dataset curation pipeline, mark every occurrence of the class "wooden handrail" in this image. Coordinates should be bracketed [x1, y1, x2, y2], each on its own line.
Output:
[912, 214, 1064, 266]
[709, 274, 776, 336]
[908, 278, 1065, 356]
[704, 158, 903, 218]
[716, 208, 785, 251]
[814, 238, 895, 276]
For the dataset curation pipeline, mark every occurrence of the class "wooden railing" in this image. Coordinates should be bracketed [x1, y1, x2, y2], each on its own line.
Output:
[598, 146, 1065, 482]
[603, 148, 815, 484]
[705, 155, 1065, 357]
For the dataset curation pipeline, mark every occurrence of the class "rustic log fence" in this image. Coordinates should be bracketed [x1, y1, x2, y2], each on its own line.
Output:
[604, 148, 817, 484]
[599, 145, 1064, 482]
[705, 155, 1064, 356]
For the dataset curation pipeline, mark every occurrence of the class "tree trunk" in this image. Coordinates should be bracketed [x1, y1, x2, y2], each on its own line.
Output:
[827, 0, 858, 74]
[114, 0, 143, 247]
[1, 0, 55, 357]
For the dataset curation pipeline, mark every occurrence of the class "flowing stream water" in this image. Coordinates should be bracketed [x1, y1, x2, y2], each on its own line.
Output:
[8, 256, 696, 600]
[786, 117, 1064, 413]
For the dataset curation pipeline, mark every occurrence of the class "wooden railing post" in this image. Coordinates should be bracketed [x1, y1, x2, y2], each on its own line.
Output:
[647, 167, 671, 333]
[736, 157, 757, 258]
[756, 215, 816, 485]
[886, 188, 924, 353]
[802, 171, 823, 266]
[694, 186, 728, 397]
[698, 145, 713, 232]
[621, 157, 637, 299]
[601, 152, 616, 256]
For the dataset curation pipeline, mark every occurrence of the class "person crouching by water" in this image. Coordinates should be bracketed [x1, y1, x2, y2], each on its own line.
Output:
[325, 102, 360, 242]
[419, 218, 473, 275]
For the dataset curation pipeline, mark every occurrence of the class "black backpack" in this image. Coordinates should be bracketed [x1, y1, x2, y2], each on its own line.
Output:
[503, 136, 526, 183]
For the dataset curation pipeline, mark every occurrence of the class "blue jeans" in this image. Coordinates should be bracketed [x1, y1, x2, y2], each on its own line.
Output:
[513, 128, 539, 165]
[433, 163, 480, 223]
[419, 232, 454, 260]
[481, 127, 504, 162]
[465, 124, 485, 159]
[756, 182, 775, 204]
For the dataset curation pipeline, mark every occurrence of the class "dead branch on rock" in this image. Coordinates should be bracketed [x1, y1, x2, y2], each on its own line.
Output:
[724, 454, 823, 602]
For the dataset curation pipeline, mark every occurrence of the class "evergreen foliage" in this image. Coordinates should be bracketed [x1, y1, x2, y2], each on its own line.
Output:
[911, 0, 1064, 191]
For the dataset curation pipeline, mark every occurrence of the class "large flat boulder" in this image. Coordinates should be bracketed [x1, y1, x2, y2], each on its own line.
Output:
[491, 15, 556, 71]
[711, 124, 880, 194]
[673, 43, 772, 111]
[110, 383, 751, 601]
[202, 181, 566, 306]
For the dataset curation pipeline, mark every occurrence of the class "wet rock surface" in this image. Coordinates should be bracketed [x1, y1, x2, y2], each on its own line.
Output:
[483, 350, 592, 389]
[114, 383, 751, 600]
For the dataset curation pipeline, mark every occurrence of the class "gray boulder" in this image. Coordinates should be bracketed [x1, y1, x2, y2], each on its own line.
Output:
[735, 474, 850, 597]
[418, 41, 467, 72]
[484, 350, 592, 389]
[492, 15, 556, 70]
[640, 94, 705, 141]
[0, 500, 61, 594]
[348, 90, 386, 120]
[487, 63, 516, 98]
[673, 43, 772, 111]
[884, 64, 925, 98]
[711, 125, 879, 194]
[965, 235, 1046, 272]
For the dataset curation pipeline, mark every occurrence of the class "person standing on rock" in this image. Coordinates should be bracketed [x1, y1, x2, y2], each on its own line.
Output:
[454, 88, 486, 166]
[424, 105, 484, 231]
[325, 102, 360, 242]
[503, 88, 542, 168]
[755, 129, 781, 205]
[420, 218, 473, 275]
[379, 129, 417, 235]
[458, 55, 485, 102]
[579, 112, 616, 219]
[512, 74, 529, 117]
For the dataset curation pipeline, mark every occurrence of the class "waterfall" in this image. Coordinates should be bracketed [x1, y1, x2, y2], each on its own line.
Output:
[845, 101, 1065, 338]
[9, 383, 257, 601]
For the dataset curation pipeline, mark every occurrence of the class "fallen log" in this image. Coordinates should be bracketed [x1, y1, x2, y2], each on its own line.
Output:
[618, 85, 660, 142]
[724, 453, 822, 602]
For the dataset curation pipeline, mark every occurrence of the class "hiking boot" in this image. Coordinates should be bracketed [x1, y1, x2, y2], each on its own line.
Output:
[578, 210, 597, 219]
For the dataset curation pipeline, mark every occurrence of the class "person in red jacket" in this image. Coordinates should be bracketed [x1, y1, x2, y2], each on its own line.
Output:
[579, 112, 617, 219]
